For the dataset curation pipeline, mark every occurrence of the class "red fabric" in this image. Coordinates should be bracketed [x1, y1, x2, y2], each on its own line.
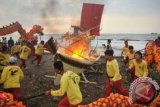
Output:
[33, 54, 42, 65]
[4, 88, 22, 100]
[20, 59, 26, 69]
[81, 3, 104, 36]
[58, 97, 79, 107]
[104, 80, 128, 97]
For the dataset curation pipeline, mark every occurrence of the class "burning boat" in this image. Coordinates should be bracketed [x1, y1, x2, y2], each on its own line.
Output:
[56, 3, 104, 68]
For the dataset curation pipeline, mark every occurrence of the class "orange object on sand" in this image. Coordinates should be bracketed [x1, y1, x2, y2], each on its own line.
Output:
[0, 91, 25, 107]
[78, 93, 143, 107]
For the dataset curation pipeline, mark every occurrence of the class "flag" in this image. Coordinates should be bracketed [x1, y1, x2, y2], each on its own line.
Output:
[44, 37, 57, 54]
[81, 3, 104, 36]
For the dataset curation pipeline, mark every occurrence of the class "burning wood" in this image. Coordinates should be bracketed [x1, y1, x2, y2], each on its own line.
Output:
[60, 38, 99, 60]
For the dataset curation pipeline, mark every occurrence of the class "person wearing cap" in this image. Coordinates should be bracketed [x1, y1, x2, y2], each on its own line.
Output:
[0, 56, 24, 100]
[19, 41, 31, 70]
[31, 40, 45, 66]
[104, 49, 128, 97]
[0, 45, 10, 74]
[127, 51, 148, 81]
[45, 61, 82, 107]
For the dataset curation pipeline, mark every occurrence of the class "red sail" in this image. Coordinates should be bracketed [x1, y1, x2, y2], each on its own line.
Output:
[81, 3, 104, 36]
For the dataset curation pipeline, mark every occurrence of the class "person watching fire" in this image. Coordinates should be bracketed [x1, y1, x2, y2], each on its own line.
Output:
[121, 40, 129, 63]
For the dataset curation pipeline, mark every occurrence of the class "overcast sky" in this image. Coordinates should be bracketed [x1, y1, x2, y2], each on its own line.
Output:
[0, 0, 160, 34]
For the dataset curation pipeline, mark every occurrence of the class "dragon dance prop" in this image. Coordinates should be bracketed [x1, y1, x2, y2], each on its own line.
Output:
[149, 94, 160, 107]
[144, 40, 160, 73]
[0, 91, 25, 107]
[0, 21, 44, 55]
[78, 93, 157, 107]
[0, 21, 43, 42]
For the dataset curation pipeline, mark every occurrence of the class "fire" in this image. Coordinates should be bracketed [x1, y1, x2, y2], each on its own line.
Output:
[62, 39, 90, 60]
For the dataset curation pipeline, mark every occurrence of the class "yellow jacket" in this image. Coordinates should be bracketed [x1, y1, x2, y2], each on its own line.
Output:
[125, 51, 135, 66]
[50, 70, 82, 105]
[11, 45, 21, 55]
[122, 46, 129, 57]
[35, 43, 45, 55]
[19, 45, 31, 60]
[106, 59, 122, 81]
[0, 52, 10, 71]
[129, 59, 148, 77]
[0, 66, 24, 89]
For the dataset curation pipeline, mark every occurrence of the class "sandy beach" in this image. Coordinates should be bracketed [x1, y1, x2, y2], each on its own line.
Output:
[16, 53, 160, 107]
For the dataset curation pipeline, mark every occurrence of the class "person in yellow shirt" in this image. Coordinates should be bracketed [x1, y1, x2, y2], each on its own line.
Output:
[32, 41, 45, 66]
[127, 51, 148, 81]
[11, 44, 22, 58]
[124, 45, 135, 80]
[104, 49, 128, 97]
[124, 45, 135, 66]
[19, 41, 31, 69]
[45, 61, 82, 107]
[0, 45, 10, 73]
[121, 40, 129, 63]
[0, 56, 24, 100]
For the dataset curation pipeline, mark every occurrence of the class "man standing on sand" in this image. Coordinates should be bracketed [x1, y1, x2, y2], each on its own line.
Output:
[121, 40, 129, 63]
[8, 37, 14, 50]
[104, 49, 128, 97]
[45, 61, 82, 107]
[106, 39, 112, 50]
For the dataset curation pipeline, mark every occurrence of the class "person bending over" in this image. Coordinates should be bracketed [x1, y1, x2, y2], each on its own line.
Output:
[45, 61, 82, 107]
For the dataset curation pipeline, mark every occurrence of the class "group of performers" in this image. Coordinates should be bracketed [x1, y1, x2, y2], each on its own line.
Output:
[0, 37, 46, 101]
[0, 35, 159, 107]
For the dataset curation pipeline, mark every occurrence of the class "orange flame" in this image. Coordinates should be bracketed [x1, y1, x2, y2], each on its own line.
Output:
[62, 39, 89, 60]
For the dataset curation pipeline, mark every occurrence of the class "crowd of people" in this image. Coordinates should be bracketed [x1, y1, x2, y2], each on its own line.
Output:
[0, 36, 46, 101]
[44, 38, 154, 106]
[0, 35, 159, 107]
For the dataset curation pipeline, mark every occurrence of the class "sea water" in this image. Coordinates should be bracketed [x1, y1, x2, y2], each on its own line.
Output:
[0, 33, 158, 56]
[91, 34, 158, 56]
